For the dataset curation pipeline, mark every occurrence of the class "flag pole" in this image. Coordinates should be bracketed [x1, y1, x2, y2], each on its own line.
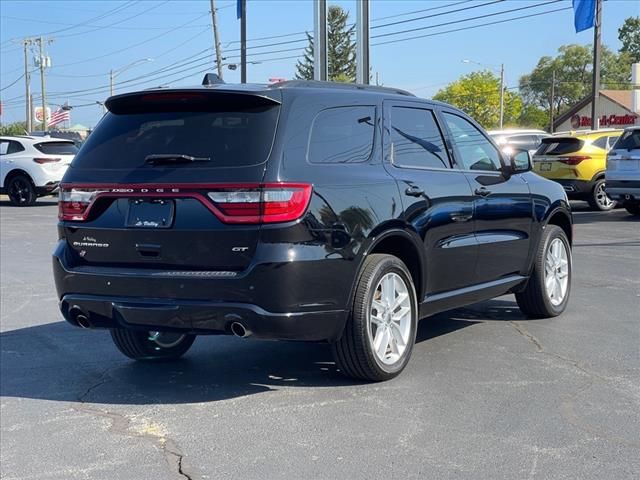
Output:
[590, 0, 602, 130]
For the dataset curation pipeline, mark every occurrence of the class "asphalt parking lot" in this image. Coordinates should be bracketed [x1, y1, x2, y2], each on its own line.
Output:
[1, 198, 638, 480]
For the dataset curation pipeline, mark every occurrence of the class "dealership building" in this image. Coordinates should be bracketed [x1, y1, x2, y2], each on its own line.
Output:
[553, 89, 639, 132]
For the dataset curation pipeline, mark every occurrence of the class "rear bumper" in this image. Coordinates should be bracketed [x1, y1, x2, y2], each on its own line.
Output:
[605, 180, 640, 201]
[60, 293, 346, 341]
[36, 181, 59, 195]
[53, 241, 351, 341]
[551, 179, 593, 197]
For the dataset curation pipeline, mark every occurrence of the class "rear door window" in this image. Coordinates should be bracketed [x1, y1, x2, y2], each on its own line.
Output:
[390, 106, 449, 169]
[506, 134, 541, 151]
[308, 106, 375, 164]
[72, 104, 280, 169]
[35, 141, 79, 155]
[5, 141, 25, 155]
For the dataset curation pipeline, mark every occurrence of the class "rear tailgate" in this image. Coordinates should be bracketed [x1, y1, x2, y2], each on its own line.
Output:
[59, 89, 284, 272]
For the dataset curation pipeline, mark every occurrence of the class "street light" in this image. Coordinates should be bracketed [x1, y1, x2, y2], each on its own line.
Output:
[462, 59, 505, 129]
[109, 58, 153, 96]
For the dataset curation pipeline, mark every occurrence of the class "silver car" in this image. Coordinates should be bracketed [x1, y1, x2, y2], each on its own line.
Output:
[605, 126, 640, 216]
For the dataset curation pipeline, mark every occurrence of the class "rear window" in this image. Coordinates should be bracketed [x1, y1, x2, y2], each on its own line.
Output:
[72, 105, 279, 169]
[612, 129, 640, 151]
[535, 137, 583, 156]
[35, 141, 79, 155]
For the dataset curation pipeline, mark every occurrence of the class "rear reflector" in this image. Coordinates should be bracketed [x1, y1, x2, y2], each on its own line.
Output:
[58, 183, 312, 224]
[33, 157, 61, 164]
[557, 155, 591, 165]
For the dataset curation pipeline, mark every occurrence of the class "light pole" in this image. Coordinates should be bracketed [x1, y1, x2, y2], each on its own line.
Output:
[462, 59, 505, 129]
[109, 58, 153, 96]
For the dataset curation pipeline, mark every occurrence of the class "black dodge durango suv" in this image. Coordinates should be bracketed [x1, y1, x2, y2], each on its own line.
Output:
[53, 78, 573, 381]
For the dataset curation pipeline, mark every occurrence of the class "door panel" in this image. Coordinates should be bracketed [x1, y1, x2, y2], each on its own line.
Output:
[383, 102, 478, 296]
[439, 110, 533, 284]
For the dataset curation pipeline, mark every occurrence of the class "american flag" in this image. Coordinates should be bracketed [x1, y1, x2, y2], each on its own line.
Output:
[48, 106, 70, 127]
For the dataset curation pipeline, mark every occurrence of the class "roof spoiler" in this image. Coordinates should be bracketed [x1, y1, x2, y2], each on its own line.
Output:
[202, 73, 225, 86]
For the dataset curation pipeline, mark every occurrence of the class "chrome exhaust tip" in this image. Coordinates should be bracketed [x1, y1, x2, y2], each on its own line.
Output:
[230, 322, 251, 338]
[69, 306, 91, 329]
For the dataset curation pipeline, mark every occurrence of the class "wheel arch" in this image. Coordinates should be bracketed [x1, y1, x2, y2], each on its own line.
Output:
[544, 208, 573, 246]
[363, 227, 426, 300]
[3, 169, 35, 189]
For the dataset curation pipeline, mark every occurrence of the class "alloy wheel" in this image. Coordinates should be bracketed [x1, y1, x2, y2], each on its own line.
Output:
[595, 182, 615, 209]
[368, 272, 413, 365]
[544, 238, 569, 306]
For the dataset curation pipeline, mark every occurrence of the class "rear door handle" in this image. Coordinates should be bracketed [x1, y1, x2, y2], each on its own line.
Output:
[405, 186, 424, 197]
[475, 187, 491, 197]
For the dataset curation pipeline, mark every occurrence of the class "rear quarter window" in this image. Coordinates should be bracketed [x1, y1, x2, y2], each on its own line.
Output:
[307, 106, 376, 164]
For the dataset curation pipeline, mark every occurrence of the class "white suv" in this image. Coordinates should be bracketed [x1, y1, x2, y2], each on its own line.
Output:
[605, 126, 640, 216]
[0, 135, 78, 206]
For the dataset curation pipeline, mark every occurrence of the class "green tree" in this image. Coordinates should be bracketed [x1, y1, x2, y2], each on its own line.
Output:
[518, 104, 548, 129]
[0, 122, 28, 136]
[618, 16, 640, 63]
[295, 6, 356, 82]
[432, 70, 522, 129]
[519, 44, 632, 121]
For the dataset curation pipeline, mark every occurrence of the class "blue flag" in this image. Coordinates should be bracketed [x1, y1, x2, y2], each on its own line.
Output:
[572, 0, 596, 33]
[237, 0, 243, 19]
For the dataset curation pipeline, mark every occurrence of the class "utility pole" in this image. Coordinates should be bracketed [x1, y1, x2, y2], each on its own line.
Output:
[498, 63, 505, 129]
[313, 0, 327, 81]
[590, 0, 602, 130]
[210, 0, 223, 78]
[240, 0, 247, 83]
[356, 0, 370, 84]
[35, 37, 51, 131]
[22, 39, 33, 132]
[549, 70, 556, 133]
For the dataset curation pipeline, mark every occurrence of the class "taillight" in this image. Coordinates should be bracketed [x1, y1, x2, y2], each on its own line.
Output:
[207, 183, 312, 224]
[33, 157, 61, 164]
[58, 187, 108, 221]
[557, 155, 590, 165]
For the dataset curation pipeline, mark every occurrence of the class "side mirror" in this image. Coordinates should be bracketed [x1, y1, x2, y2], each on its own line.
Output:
[509, 149, 532, 173]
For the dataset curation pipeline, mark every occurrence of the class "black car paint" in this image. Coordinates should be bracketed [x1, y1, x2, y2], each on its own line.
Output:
[53, 82, 572, 341]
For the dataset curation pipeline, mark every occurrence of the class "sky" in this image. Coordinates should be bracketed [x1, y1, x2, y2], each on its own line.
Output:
[1, 0, 638, 127]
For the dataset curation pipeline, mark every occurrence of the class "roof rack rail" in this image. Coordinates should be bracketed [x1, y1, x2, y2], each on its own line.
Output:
[267, 79, 415, 97]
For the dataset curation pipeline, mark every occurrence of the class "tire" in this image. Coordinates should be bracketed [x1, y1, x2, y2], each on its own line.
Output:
[516, 225, 572, 318]
[587, 178, 616, 211]
[110, 329, 196, 360]
[6, 174, 37, 206]
[623, 202, 640, 216]
[332, 254, 418, 382]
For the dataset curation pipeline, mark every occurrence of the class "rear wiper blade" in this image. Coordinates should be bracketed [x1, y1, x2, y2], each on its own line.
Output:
[144, 154, 211, 165]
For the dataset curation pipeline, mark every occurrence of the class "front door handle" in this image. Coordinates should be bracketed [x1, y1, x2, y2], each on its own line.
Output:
[405, 185, 424, 197]
[450, 212, 472, 222]
[475, 187, 491, 197]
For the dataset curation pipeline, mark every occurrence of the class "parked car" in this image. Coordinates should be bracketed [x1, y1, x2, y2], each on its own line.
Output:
[605, 126, 640, 216]
[488, 129, 550, 157]
[0, 135, 78, 206]
[532, 129, 622, 211]
[53, 78, 573, 381]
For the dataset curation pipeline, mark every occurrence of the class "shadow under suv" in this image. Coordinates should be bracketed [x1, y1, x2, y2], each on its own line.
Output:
[53, 78, 573, 381]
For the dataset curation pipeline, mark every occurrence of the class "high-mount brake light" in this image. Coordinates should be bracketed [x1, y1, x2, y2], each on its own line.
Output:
[557, 155, 591, 165]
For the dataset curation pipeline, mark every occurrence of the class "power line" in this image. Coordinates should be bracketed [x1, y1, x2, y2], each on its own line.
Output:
[372, 5, 572, 46]
[371, 0, 504, 30]
[371, 0, 474, 22]
[372, 0, 562, 39]
[1, 14, 208, 31]
[0, 73, 25, 91]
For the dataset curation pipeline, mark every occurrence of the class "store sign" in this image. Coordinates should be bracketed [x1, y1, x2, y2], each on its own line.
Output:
[34, 106, 51, 123]
[571, 113, 638, 128]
